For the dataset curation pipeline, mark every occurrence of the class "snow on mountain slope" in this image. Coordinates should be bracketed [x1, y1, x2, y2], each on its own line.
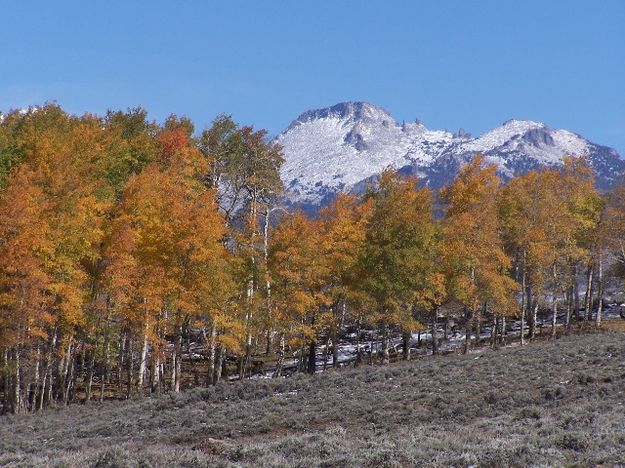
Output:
[277, 103, 413, 203]
[276, 102, 454, 204]
[276, 102, 624, 207]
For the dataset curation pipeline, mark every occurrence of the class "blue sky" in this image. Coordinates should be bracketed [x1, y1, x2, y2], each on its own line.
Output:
[1, 1, 624, 153]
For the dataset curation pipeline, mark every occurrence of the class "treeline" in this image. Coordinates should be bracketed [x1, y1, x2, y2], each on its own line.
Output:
[0, 104, 624, 414]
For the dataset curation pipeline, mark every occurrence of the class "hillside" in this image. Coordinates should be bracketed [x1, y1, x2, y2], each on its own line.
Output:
[2, 332, 625, 467]
[276, 102, 625, 209]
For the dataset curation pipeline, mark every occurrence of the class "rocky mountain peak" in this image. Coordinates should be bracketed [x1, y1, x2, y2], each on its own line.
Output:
[276, 103, 624, 210]
[287, 102, 394, 130]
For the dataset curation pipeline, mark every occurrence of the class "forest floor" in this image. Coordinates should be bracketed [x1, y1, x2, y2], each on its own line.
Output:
[1, 329, 625, 467]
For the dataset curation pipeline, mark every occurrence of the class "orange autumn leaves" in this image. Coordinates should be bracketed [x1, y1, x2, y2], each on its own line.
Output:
[0, 109, 233, 356]
[0, 168, 52, 347]
[104, 126, 233, 353]
[268, 154, 605, 355]
[0, 104, 612, 414]
[441, 156, 519, 320]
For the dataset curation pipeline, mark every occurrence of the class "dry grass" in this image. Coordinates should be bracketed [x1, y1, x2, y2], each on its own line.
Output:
[1, 331, 625, 467]
[602, 319, 625, 333]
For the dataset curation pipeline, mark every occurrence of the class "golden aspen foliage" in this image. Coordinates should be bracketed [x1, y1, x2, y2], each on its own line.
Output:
[441, 155, 518, 319]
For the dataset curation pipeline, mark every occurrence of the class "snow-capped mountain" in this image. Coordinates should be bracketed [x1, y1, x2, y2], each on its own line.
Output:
[275, 102, 624, 208]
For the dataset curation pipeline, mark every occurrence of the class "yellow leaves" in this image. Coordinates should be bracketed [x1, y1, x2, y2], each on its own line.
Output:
[499, 156, 601, 301]
[440, 155, 499, 218]
[356, 169, 438, 321]
[213, 311, 246, 354]
[0, 164, 56, 347]
[400, 316, 426, 333]
[103, 136, 232, 339]
[415, 272, 447, 312]
[0, 106, 243, 366]
[320, 193, 372, 291]
[55, 278, 88, 328]
[3, 104, 616, 380]
[441, 155, 516, 315]
[271, 212, 324, 279]
[269, 211, 326, 328]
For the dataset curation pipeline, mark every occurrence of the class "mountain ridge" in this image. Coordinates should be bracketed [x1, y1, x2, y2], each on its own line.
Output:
[275, 102, 624, 208]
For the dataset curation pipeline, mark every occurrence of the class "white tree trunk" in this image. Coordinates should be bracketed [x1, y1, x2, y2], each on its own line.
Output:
[138, 321, 149, 388]
[14, 347, 21, 414]
[596, 252, 604, 328]
[584, 264, 594, 325]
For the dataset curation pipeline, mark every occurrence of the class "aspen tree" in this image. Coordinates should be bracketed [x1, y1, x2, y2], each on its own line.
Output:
[356, 171, 436, 364]
[441, 155, 517, 353]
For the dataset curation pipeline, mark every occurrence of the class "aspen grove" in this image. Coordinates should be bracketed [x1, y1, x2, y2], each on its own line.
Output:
[1, 105, 623, 414]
